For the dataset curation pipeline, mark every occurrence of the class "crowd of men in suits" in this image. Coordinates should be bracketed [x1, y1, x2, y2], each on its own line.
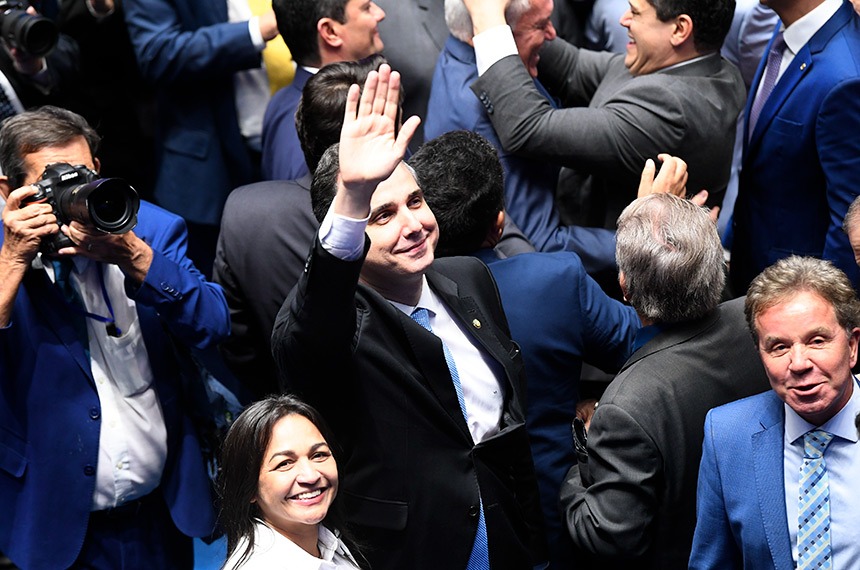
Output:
[1, 0, 859, 568]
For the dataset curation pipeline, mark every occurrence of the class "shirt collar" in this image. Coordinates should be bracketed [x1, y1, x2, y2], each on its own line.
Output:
[782, 0, 842, 55]
[785, 376, 860, 444]
[388, 276, 441, 317]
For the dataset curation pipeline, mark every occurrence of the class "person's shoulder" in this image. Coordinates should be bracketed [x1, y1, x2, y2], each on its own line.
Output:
[710, 390, 779, 426]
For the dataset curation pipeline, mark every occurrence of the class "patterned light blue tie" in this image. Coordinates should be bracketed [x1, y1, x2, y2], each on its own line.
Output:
[748, 31, 786, 138]
[797, 429, 834, 570]
[410, 307, 490, 570]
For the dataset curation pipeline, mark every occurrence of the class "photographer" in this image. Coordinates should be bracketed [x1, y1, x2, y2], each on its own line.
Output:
[0, 106, 230, 569]
[0, 2, 78, 120]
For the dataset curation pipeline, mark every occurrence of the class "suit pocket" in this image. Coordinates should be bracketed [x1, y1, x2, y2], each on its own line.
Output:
[768, 117, 804, 158]
[0, 428, 27, 478]
[163, 129, 211, 160]
[342, 491, 408, 531]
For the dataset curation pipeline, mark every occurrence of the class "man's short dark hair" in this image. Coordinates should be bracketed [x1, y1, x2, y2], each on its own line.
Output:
[0, 106, 100, 189]
[650, 0, 735, 53]
[408, 131, 504, 257]
[272, 0, 350, 67]
[310, 143, 341, 223]
[297, 54, 388, 172]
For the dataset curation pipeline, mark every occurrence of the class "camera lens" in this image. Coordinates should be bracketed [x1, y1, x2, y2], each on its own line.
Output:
[85, 178, 140, 233]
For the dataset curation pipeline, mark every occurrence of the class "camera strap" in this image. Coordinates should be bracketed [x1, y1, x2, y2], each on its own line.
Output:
[62, 262, 123, 338]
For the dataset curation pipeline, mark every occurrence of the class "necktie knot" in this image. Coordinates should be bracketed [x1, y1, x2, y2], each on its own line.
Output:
[410, 307, 432, 331]
[803, 429, 834, 459]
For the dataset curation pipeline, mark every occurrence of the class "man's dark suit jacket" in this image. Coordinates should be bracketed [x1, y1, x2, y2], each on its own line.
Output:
[272, 240, 546, 569]
[375, 0, 447, 147]
[213, 176, 316, 398]
[560, 298, 771, 569]
[472, 43, 745, 228]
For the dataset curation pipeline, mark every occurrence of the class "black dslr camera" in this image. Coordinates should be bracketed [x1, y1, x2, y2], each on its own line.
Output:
[23, 163, 140, 254]
[0, 0, 58, 56]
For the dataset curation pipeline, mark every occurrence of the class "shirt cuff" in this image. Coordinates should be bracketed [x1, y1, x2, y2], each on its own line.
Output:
[247, 17, 266, 51]
[319, 204, 369, 261]
[474, 24, 518, 76]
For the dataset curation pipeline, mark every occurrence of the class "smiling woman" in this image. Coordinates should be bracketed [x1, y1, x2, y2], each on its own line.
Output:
[218, 396, 361, 570]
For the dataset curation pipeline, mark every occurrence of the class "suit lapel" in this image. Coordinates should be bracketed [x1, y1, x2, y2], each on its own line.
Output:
[746, 2, 853, 149]
[751, 398, 794, 570]
[747, 42, 811, 148]
[398, 305, 473, 442]
[23, 267, 93, 383]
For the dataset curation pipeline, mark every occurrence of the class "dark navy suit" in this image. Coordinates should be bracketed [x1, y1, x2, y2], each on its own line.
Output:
[0, 202, 229, 569]
[731, 1, 860, 293]
[474, 248, 639, 568]
[261, 67, 313, 181]
[425, 36, 617, 275]
[124, 0, 263, 225]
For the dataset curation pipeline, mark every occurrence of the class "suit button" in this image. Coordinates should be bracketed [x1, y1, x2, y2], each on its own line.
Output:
[468, 505, 479, 518]
[89, 407, 100, 420]
[84, 465, 95, 476]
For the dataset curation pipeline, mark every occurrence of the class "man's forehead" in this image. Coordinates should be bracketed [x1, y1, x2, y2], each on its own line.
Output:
[370, 162, 420, 203]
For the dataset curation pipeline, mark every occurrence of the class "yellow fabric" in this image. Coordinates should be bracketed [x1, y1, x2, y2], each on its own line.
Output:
[246, 0, 295, 94]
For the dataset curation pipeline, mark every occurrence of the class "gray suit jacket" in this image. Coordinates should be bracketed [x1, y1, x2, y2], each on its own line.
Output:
[472, 42, 746, 228]
[376, 0, 447, 147]
[560, 298, 771, 569]
[213, 176, 317, 398]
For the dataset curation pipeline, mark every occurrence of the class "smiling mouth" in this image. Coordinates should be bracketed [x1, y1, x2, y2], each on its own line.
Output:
[289, 488, 324, 501]
[399, 237, 427, 255]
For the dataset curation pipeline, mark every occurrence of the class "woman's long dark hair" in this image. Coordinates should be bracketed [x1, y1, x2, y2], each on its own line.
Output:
[217, 394, 351, 568]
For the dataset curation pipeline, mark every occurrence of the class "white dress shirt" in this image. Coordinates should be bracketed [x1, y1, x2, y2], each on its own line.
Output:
[752, 0, 843, 101]
[227, 0, 271, 148]
[783, 377, 860, 568]
[45, 255, 168, 510]
[318, 206, 506, 443]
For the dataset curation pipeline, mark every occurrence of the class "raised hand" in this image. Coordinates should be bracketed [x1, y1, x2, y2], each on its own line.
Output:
[637, 154, 688, 198]
[334, 64, 420, 218]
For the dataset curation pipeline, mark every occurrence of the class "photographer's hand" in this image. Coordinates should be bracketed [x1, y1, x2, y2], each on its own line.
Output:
[0, 185, 58, 326]
[59, 222, 153, 286]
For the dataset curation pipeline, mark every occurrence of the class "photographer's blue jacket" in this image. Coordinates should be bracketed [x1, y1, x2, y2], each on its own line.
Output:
[0, 201, 229, 568]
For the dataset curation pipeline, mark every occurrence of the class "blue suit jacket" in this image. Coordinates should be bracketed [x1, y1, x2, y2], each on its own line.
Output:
[124, 0, 264, 225]
[261, 67, 313, 181]
[690, 391, 794, 570]
[0, 202, 230, 569]
[731, 1, 860, 293]
[475, 248, 638, 568]
[425, 36, 617, 275]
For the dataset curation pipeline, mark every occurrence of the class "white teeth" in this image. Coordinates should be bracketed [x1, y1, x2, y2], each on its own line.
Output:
[292, 489, 323, 500]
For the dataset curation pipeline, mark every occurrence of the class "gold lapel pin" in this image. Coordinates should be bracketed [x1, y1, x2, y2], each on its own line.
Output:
[472, 319, 481, 329]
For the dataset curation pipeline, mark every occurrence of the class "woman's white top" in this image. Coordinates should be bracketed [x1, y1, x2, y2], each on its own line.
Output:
[223, 520, 359, 570]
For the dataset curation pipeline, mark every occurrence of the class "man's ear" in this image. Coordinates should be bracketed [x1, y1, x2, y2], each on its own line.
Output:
[318, 18, 345, 49]
[618, 271, 629, 302]
[0, 175, 12, 200]
[93, 157, 101, 175]
[670, 14, 693, 47]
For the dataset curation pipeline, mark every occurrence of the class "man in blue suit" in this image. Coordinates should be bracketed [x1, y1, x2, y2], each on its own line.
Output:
[0, 107, 229, 569]
[729, 0, 860, 294]
[691, 256, 860, 569]
[124, 0, 283, 275]
[409, 130, 645, 568]
[261, 0, 386, 181]
[425, 0, 618, 277]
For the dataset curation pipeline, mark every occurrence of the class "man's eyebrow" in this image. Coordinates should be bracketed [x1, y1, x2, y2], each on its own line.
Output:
[369, 201, 395, 219]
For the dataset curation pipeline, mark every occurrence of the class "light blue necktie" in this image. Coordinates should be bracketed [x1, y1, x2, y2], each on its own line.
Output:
[797, 429, 834, 570]
[410, 307, 490, 570]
